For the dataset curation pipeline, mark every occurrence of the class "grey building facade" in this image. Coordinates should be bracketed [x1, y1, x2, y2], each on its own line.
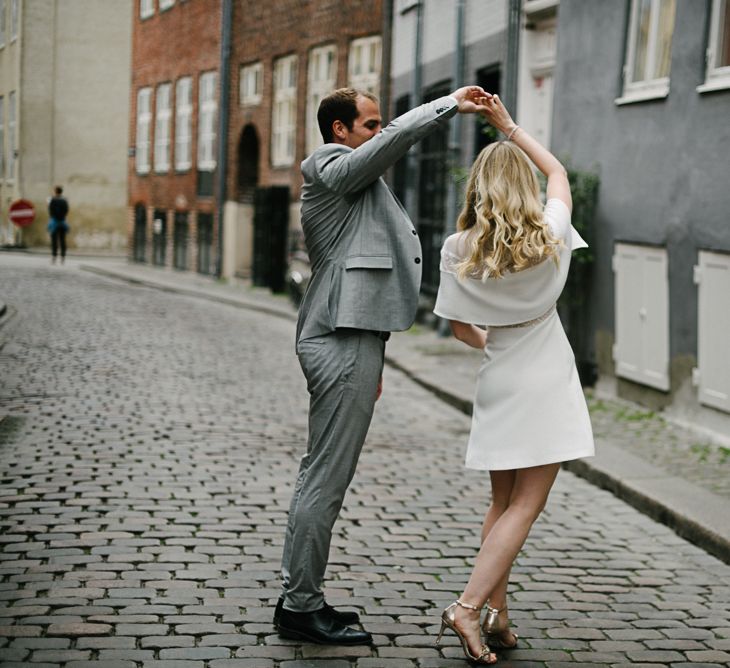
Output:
[390, 0, 509, 297]
[551, 0, 730, 432]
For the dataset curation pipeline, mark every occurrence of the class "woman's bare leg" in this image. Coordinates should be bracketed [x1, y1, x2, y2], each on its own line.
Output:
[452, 463, 561, 656]
[481, 470, 515, 607]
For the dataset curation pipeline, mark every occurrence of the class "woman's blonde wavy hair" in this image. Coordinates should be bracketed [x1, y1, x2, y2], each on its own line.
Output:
[456, 141, 561, 280]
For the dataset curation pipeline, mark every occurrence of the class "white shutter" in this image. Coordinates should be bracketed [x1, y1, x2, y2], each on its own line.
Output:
[696, 250, 730, 412]
[641, 248, 670, 390]
[613, 243, 670, 391]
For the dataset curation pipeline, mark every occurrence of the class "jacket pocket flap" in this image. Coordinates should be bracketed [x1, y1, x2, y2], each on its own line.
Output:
[345, 255, 393, 270]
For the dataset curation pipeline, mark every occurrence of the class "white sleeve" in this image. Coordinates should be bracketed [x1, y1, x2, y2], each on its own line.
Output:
[544, 198, 588, 251]
[544, 198, 571, 240]
[439, 233, 465, 275]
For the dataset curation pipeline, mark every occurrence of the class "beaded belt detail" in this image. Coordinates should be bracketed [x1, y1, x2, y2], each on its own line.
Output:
[488, 304, 556, 330]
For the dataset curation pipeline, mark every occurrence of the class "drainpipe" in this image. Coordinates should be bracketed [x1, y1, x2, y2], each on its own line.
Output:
[504, 0, 521, 118]
[445, 0, 465, 236]
[215, 0, 233, 278]
[404, 0, 423, 219]
[380, 0, 393, 122]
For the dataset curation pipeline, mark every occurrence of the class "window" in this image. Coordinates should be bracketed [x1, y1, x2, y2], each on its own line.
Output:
[198, 71, 218, 171]
[175, 76, 192, 170]
[418, 84, 451, 294]
[700, 0, 730, 92]
[240, 62, 263, 106]
[0, 0, 6, 49]
[694, 251, 730, 413]
[153, 83, 171, 172]
[271, 54, 298, 167]
[135, 87, 152, 174]
[612, 243, 670, 391]
[140, 0, 154, 19]
[617, 0, 676, 104]
[348, 36, 381, 95]
[306, 44, 337, 155]
[159, 0, 174, 10]
[0, 96, 4, 178]
[7, 90, 15, 180]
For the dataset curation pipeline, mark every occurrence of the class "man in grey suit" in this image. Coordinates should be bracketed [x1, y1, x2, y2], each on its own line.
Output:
[275, 85, 489, 645]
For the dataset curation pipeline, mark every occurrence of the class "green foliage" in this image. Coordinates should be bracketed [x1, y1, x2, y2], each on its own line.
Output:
[566, 166, 600, 266]
[558, 164, 600, 309]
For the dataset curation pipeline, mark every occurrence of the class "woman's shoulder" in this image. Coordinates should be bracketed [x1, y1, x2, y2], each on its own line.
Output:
[441, 230, 470, 257]
[543, 198, 571, 240]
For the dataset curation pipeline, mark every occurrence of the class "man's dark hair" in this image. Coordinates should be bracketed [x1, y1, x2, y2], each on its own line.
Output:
[54, 186, 63, 195]
[317, 88, 378, 143]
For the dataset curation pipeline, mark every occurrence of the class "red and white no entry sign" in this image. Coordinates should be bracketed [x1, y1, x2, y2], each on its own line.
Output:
[9, 199, 36, 227]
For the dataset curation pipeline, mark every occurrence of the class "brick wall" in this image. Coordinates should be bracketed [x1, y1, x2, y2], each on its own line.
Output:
[227, 0, 383, 203]
[127, 0, 221, 270]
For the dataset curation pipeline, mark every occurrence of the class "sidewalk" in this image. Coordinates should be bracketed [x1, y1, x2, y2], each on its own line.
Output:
[79, 258, 730, 564]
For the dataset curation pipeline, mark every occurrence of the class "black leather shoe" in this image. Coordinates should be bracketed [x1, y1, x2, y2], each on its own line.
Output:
[276, 605, 372, 645]
[274, 596, 360, 626]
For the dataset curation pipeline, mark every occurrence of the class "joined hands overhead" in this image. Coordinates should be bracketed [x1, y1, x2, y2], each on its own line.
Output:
[451, 86, 493, 114]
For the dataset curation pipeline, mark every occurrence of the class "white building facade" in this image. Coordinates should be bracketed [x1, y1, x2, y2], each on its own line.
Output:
[0, 0, 132, 251]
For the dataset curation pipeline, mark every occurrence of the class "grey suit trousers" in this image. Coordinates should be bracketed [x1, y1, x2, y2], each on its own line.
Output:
[281, 329, 385, 612]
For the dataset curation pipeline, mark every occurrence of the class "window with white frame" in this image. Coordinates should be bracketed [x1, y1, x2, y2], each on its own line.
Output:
[175, 76, 192, 170]
[617, 0, 676, 104]
[306, 44, 337, 155]
[198, 71, 218, 171]
[140, 0, 154, 19]
[271, 54, 298, 167]
[612, 243, 670, 391]
[154, 83, 172, 172]
[694, 250, 730, 413]
[0, 0, 6, 49]
[10, 0, 17, 41]
[348, 35, 381, 95]
[700, 0, 730, 92]
[0, 96, 4, 179]
[7, 90, 15, 180]
[240, 62, 263, 106]
[135, 87, 152, 174]
[159, 0, 174, 11]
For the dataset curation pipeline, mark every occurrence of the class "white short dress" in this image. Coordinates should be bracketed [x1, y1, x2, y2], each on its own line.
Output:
[434, 199, 595, 471]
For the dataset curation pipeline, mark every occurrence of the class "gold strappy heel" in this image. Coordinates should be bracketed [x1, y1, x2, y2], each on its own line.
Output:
[436, 599, 497, 665]
[483, 604, 519, 649]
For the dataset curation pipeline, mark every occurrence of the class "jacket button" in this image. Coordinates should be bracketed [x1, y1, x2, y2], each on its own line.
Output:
[414, 257, 421, 264]
[411, 229, 417, 235]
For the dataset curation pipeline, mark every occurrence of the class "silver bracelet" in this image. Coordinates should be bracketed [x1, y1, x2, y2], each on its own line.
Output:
[506, 125, 520, 141]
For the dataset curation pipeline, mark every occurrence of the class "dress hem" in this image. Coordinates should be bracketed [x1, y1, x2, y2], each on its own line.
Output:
[464, 449, 595, 472]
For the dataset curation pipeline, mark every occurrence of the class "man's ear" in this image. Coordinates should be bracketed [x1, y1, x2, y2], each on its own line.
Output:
[332, 120, 347, 141]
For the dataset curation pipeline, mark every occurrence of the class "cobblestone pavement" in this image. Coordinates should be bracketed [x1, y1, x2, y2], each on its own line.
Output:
[1, 256, 730, 668]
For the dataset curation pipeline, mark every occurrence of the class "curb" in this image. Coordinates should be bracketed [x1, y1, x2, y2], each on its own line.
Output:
[80, 263, 730, 565]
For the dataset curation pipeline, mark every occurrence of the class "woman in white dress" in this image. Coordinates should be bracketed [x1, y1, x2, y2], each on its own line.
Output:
[433, 95, 594, 664]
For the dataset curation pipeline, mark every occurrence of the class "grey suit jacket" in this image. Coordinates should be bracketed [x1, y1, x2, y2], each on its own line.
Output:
[296, 96, 459, 347]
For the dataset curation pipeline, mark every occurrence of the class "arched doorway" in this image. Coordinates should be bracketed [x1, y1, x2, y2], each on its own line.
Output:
[237, 124, 259, 202]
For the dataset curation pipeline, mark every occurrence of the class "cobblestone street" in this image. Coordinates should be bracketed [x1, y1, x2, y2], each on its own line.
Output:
[1, 255, 730, 668]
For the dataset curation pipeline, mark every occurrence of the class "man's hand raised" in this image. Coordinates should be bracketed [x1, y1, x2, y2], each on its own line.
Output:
[450, 85, 492, 114]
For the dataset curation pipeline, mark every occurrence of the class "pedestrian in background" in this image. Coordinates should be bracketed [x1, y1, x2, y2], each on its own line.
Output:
[433, 94, 594, 664]
[47, 185, 69, 264]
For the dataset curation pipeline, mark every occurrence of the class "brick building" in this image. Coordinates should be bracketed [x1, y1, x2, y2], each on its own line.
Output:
[221, 0, 384, 279]
[128, 0, 221, 274]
